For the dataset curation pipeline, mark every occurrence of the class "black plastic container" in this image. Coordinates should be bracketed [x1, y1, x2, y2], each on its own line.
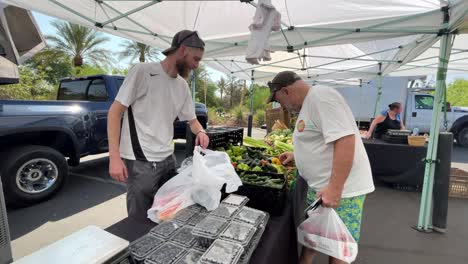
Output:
[234, 171, 287, 216]
[145, 242, 186, 264]
[130, 234, 164, 264]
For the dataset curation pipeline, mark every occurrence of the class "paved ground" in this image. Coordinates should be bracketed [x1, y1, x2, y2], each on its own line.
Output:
[6, 128, 468, 263]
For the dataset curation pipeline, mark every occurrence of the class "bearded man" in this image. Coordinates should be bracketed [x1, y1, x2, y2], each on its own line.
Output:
[107, 30, 209, 220]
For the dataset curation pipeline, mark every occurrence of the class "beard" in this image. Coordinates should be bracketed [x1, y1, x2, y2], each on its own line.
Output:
[176, 57, 191, 79]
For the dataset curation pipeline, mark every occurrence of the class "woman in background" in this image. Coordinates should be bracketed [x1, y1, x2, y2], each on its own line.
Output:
[365, 102, 405, 139]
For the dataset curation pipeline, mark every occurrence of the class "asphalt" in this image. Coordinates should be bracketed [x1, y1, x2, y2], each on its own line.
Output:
[6, 128, 468, 263]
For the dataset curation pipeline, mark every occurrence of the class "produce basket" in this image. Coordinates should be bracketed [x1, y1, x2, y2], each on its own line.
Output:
[234, 171, 287, 216]
[408, 136, 426, 146]
[449, 168, 468, 198]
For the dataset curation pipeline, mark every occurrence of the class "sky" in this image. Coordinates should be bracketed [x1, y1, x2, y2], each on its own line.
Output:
[32, 11, 467, 85]
[32, 11, 226, 82]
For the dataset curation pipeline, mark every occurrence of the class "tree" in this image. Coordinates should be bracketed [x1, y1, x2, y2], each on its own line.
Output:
[446, 79, 468, 107]
[187, 65, 219, 107]
[218, 78, 227, 101]
[25, 48, 73, 85]
[46, 21, 112, 67]
[117, 41, 159, 63]
[0, 66, 55, 100]
[226, 76, 243, 108]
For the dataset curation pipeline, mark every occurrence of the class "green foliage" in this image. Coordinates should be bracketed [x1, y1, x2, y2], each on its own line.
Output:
[72, 65, 108, 77]
[118, 41, 159, 63]
[446, 79, 468, 107]
[24, 48, 73, 85]
[0, 66, 55, 100]
[245, 84, 270, 112]
[232, 105, 245, 124]
[208, 107, 224, 125]
[46, 20, 113, 67]
[254, 110, 266, 127]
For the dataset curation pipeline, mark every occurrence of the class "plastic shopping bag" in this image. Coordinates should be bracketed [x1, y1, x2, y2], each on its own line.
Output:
[191, 146, 242, 210]
[147, 147, 242, 223]
[297, 200, 358, 263]
[147, 166, 196, 223]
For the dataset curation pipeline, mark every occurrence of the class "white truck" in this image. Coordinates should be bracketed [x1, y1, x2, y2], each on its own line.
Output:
[334, 76, 468, 147]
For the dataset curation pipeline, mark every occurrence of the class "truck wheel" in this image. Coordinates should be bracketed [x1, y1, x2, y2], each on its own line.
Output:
[0, 145, 68, 207]
[457, 127, 468, 148]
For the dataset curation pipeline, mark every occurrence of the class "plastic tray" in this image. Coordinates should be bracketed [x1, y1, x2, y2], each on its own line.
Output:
[150, 221, 182, 239]
[192, 216, 229, 238]
[145, 242, 186, 264]
[186, 204, 208, 213]
[220, 221, 256, 247]
[234, 207, 268, 227]
[238, 225, 266, 264]
[186, 212, 208, 227]
[174, 249, 204, 264]
[173, 209, 197, 224]
[210, 204, 240, 219]
[130, 234, 164, 263]
[199, 239, 244, 264]
[221, 194, 249, 207]
[171, 226, 197, 248]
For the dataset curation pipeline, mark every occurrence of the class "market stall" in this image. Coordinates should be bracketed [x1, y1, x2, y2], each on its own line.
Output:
[363, 138, 426, 190]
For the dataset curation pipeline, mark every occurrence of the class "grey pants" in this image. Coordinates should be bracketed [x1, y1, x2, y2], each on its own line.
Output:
[124, 154, 177, 220]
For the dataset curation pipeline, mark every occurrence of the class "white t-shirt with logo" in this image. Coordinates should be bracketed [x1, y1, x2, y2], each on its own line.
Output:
[293, 85, 375, 198]
[115, 62, 196, 162]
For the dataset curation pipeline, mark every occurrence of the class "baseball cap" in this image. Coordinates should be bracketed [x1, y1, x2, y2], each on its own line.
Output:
[162, 30, 205, 56]
[266, 71, 302, 103]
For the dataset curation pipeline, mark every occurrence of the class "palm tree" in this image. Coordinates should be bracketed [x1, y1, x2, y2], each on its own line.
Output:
[46, 21, 112, 67]
[117, 41, 159, 63]
[218, 78, 227, 101]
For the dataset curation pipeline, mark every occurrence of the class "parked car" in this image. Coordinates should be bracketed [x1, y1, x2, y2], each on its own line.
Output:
[0, 74, 207, 206]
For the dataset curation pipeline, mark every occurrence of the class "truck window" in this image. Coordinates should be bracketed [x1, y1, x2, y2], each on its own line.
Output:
[58, 80, 90, 100]
[87, 79, 108, 101]
[415, 95, 434, 110]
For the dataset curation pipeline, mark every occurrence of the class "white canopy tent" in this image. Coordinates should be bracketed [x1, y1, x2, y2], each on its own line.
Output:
[3, 0, 468, 232]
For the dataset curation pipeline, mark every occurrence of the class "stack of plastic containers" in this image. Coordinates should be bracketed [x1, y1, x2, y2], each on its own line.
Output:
[129, 194, 269, 264]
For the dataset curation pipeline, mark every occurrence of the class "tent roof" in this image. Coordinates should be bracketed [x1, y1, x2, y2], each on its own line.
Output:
[3, 0, 468, 82]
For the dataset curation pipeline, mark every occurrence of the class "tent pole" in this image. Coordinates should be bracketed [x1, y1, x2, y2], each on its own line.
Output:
[416, 30, 454, 231]
[247, 70, 254, 137]
[373, 63, 383, 117]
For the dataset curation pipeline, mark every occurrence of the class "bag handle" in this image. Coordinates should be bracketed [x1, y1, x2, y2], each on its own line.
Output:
[304, 197, 322, 217]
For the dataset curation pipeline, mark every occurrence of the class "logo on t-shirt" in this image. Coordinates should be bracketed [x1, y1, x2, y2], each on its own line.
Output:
[297, 120, 305, 132]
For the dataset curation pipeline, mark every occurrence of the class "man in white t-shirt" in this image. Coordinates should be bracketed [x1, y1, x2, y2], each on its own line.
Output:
[266, 71, 374, 264]
[107, 30, 209, 220]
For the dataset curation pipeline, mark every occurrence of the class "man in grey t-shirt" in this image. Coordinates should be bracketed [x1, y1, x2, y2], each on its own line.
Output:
[107, 30, 209, 220]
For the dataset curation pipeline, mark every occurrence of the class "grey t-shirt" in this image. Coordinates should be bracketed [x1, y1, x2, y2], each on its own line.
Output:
[116, 62, 196, 162]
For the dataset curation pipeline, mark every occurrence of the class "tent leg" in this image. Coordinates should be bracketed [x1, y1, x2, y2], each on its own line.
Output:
[416, 33, 454, 231]
[373, 64, 383, 117]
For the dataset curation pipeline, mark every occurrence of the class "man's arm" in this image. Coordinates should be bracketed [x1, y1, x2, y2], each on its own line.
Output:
[188, 119, 209, 148]
[107, 101, 128, 182]
[318, 134, 355, 208]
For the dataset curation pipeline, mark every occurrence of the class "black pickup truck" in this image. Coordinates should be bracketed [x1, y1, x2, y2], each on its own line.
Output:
[0, 75, 208, 206]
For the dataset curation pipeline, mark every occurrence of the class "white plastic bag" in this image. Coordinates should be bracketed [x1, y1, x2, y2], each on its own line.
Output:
[297, 206, 358, 263]
[147, 147, 242, 223]
[147, 166, 195, 223]
[191, 146, 242, 210]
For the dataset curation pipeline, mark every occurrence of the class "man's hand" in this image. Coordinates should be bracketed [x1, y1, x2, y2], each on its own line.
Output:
[279, 152, 294, 165]
[109, 156, 128, 182]
[317, 184, 343, 208]
[195, 132, 209, 149]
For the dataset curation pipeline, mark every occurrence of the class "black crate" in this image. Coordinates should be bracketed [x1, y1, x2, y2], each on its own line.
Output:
[227, 128, 244, 146]
[234, 171, 287, 216]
